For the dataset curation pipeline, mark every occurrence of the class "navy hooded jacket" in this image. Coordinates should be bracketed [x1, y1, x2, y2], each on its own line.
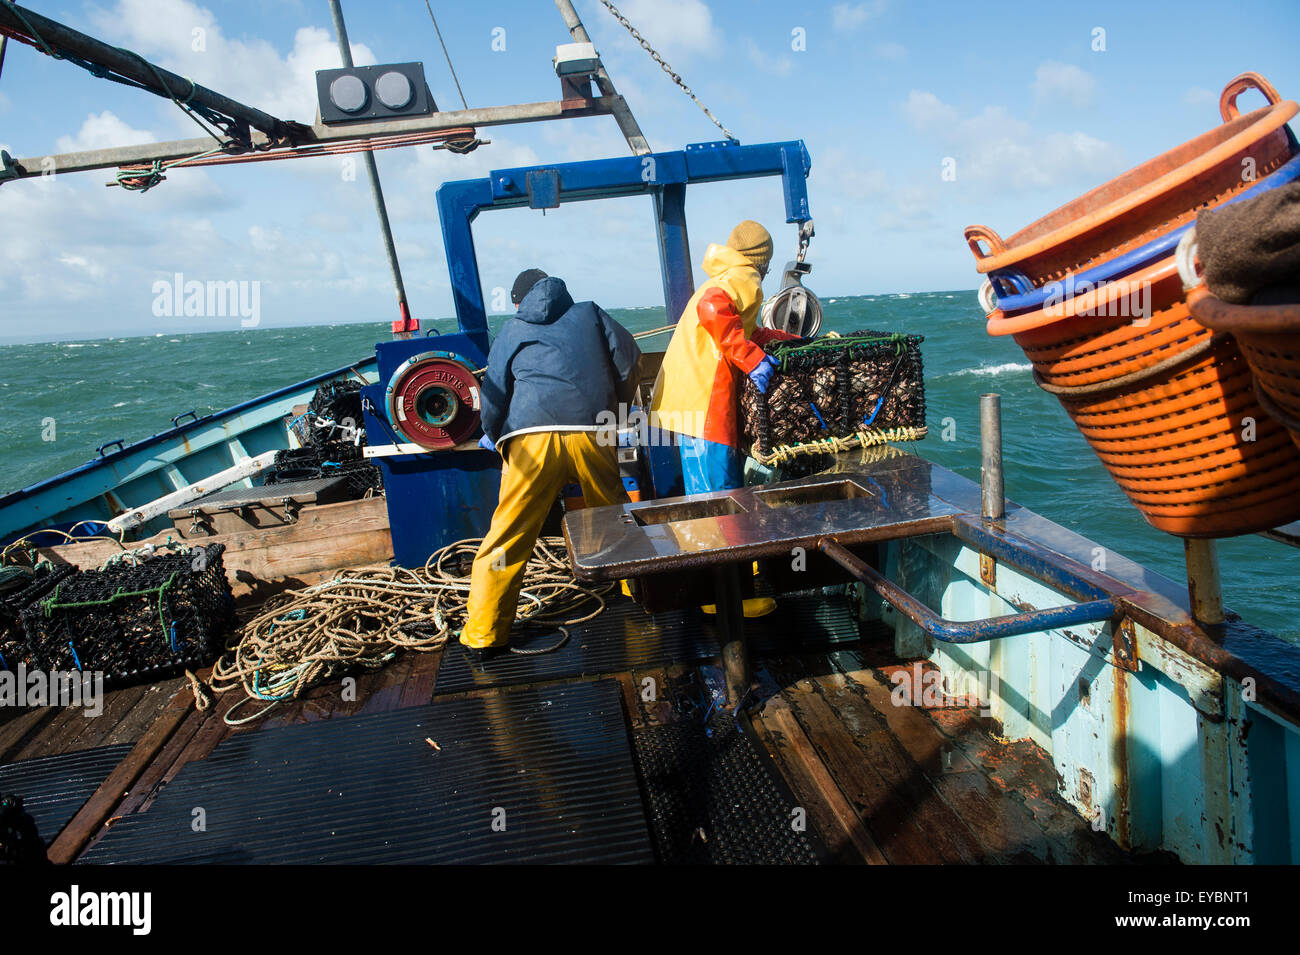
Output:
[480, 276, 641, 447]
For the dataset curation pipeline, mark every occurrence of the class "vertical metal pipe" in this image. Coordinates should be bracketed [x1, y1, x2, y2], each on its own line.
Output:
[1184, 538, 1225, 625]
[327, 0, 416, 340]
[714, 564, 750, 707]
[980, 393, 1005, 521]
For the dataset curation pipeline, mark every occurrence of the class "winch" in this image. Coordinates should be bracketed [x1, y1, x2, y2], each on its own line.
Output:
[760, 220, 822, 338]
[383, 350, 481, 450]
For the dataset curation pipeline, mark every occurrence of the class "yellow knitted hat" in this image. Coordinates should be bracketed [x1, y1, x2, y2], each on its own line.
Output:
[726, 220, 773, 271]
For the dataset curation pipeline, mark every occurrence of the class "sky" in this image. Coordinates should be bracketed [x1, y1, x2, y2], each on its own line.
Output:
[0, 0, 1298, 342]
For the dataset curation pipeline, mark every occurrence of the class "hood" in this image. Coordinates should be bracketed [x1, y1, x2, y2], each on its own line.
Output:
[515, 276, 574, 324]
[702, 243, 759, 280]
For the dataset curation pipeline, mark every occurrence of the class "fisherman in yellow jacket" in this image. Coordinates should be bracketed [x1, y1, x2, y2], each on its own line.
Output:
[650, 221, 796, 616]
[651, 220, 791, 491]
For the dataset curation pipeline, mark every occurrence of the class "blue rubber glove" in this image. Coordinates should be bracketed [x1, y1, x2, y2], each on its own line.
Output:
[748, 356, 780, 395]
[478, 433, 495, 451]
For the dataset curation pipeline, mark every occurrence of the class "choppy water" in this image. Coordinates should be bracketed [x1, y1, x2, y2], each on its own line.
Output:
[1, 292, 1296, 640]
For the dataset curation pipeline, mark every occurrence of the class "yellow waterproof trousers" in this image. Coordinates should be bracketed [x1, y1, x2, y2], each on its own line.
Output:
[461, 431, 626, 648]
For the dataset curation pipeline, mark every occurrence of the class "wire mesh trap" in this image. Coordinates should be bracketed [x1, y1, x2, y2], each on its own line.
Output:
[742, 330, 927, 464]
[16, 543, 236, 688]
[263, 441, 383, 498]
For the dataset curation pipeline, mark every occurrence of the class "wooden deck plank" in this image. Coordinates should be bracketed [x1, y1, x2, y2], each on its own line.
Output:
[764, 657, 949, 865]
[796, 660, 989, 864]
[398, 649, 442, 708]
[101, 678, 188, 746]
[830, 651, 978, 776]
[0, 707, 60, 763]
[47, 684, 195, 864]
[33, 684, 151, 756]
[751, 664, 886, 865]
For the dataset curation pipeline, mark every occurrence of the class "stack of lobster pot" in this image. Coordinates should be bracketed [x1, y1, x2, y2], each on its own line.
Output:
[967, 72, 1300, 537]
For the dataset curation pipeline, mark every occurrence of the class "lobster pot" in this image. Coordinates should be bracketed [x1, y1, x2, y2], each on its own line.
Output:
[1188, 289, 1300, 453]
[0, 565, 77, 672]
[18, 544, 235, 688]
[740, 331, 926, 462]
[264, 441, 384, 498]
[305, 378, 366, 446]
[966, 73, 1298, 284]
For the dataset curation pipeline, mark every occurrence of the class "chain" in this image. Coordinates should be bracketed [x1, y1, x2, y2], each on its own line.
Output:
[597, 0, 736, 142]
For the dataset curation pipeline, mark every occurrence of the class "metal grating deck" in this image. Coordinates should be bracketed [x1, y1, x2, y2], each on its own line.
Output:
[632, 712, 823, 864]
[435, 590, 859, 695]
[79, 680, 653, 864]
[0, 743, 131, 847]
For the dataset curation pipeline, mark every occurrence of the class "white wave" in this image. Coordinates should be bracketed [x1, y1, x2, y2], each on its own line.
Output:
[952, 362, 1032, 377]
[113, 401, 127, 408]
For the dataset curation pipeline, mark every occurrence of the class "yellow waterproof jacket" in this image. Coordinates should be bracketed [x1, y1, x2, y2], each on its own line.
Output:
[650, 244, 767, 448]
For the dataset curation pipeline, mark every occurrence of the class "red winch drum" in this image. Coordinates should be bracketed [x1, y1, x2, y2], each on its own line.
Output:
[384, 351, 481, 450]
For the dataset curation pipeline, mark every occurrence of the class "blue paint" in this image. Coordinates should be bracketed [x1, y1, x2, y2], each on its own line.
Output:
[436, 141, 812, 339]
[363, 333, 502, 567]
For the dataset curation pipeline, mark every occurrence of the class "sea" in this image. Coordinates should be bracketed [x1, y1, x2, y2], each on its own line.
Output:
[1, 290, 1297, 641]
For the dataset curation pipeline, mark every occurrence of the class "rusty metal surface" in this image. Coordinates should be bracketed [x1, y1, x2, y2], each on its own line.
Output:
[563, 450, 957, 580]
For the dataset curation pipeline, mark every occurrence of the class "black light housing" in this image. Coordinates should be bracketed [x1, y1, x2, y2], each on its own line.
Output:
[315, 62, 436, 124]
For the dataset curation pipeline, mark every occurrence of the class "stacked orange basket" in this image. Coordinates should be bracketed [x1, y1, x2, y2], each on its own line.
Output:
[966, 73, 1300, 537]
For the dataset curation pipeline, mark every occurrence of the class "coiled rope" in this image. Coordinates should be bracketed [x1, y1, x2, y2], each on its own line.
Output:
[206, 536, 612, 724]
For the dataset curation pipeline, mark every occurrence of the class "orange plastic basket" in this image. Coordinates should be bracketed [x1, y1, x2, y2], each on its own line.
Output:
[965, 73, 1297, 285]
[1044, 336, 1300, 536]
[1188, 285, 1300, 451]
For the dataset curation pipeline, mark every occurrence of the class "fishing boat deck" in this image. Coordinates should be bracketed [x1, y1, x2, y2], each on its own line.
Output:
[0, 602, 1139, 864]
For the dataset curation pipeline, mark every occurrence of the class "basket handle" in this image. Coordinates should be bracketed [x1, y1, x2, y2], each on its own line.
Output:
[1220, 72, 1282, 122]
[964, 224, 1007, 263]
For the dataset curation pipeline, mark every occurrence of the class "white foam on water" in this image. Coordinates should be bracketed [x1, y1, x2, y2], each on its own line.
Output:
[950, 362, 1032, 377]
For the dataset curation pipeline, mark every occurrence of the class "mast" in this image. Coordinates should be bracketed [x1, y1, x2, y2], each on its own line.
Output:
[552, 0, 650, 156]
[326, 0, 416, 339]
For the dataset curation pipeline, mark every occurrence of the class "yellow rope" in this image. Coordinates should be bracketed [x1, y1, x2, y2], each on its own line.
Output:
[750, 425, 927, 466]
[205, 536, 611, 725]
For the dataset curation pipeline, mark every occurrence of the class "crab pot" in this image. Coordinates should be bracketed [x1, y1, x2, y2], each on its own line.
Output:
[305, 378, 366, 446]
[740, 330, 926, 460]
[0, 564, 77, 671]
[17, 544, 236, 688]
[265, 441, 384, 497]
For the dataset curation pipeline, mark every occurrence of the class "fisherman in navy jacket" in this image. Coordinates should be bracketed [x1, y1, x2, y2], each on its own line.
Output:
[461, 270, 641, 661]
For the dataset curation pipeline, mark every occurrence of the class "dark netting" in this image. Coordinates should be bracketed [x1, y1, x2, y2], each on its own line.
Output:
[0, 794, 46, 865]
[0, 565, 77, 672]
[263, 441, 383, 497]
[303, 378, 365, 448]
[17, 544, 235, 689]
[741, 329, 926, 459]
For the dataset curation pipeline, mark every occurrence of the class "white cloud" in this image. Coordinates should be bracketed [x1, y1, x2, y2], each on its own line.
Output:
[55, 111, 156, 154]
[1032, 61, 1096, 110]
[902, 90, 959, 131]
[744, 39, 793, 77]
[831, 2, 889, 32]
[901, 91, 1123, 192]
[599, 0, 719, 64]
[90, 0, 375, 127]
